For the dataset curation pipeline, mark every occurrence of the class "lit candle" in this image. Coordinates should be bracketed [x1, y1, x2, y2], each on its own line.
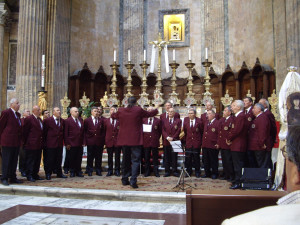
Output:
[173, 49, 176, 61]
[144, 49, 146, 61]
[128, 49, 131, 62]
[113, 50, 116, 62]
[189, 48, 191, 61]
[205, 48, 208, 60]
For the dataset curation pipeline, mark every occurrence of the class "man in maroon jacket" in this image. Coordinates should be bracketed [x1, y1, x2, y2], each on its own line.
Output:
[183, 108, 202, 178]
[200, 102, 220, 126]
[23, 105, 44, 182]
[228, 100, 248, 189]
[64, 107, 84, 177]
[112, 97, 158, 188]
[162, 107, 182, 177]
[43, 107, 67, 180]
[83, 107, 104, 176]
[248, 103, 271, 168]
[0, 98, 23, 186]
[104, 106, 121, 177]
[160, 101, 180, 124]
[142, 106, 162, 177]
[216, 105, 234, 181]
[19, 108, 31, 177]
[201, 110, 219, 179]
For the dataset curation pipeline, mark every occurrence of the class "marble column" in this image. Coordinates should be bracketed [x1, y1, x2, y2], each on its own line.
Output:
[0, 3, 10, 111]
[16, 0, 47, 111]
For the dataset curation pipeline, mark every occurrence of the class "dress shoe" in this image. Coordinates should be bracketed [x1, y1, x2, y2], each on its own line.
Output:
[155, 173, 160, 177]
[96, 171, 102, 176]
[227, 177, 235, 182]
[201, 174, 211, 178]
[211, 174, 218, 179]
[33, 176, 44, 180]
[88, 172, 92, 176]
[64, 169, 69, 174]
[70, 172, 75, 177]
[1, 180, 9, 186]
[10, 178, 23, 184]
[219, 176, 227, 180]
[173, 172, 180, 177]
[130, 183, 138, 189]
[230, 183, 241, 189]
[106, 171, 113, 177]
[21, 172, 27, 177]
[195, 172, 201, 178]
[163, 173, 170, 177]
[114, 170, 120, 177]
[77, 172, 84, 177]
[57, 174, 67, 178]
[46, 174, 51, 180]
[27, 177, 36, 182]
[144, 172, 150, 177]
[122, 180, 130, 186]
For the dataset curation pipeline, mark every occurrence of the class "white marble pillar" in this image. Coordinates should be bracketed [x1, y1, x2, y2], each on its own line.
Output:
[16, 0, 47, 111]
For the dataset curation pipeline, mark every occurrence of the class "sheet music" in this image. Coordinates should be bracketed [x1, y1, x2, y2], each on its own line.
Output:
[143, 124, 152, 132]
[170, 140, 183, 153]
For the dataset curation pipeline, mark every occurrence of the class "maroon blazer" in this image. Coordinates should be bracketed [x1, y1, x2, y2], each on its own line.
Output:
[22, 115, 43, 150]
[160, 111, 180, 124]
[217, 116, 234, 150]
[162, 118, 182, 146]
[112, 106, 158, 146]
[143, 117, 162, 148]
[183, 117, 202, 149]
[202, 119, 219, 149]
[104, 117, 120, 148]
[43, 116, 64, 148]
[200, 112, 220, 131]
[98, 116, 106, 146]
[83, 117, 104, 146]
[0, 108, 22, 147]
[248, 113, 270, 151]
[228, 112, 248, 152]
[64, 116, 84, 147]
[244, 106, 255, 130]
[264, 109, 277, 150]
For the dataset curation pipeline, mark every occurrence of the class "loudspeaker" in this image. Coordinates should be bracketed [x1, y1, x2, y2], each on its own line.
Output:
[240, 168, 272, 190]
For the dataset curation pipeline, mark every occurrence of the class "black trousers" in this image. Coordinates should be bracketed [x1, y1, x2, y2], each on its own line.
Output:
[185, 147, 201, 175]
[231, 151, 246, 184]
[246, 150, 257, 168]
[144, 147, 159, 174]
[163, 145, 178, 174]
[202, 148, 219, 176]
[18, 147, 26, 173]
[63, 148, 70, 171]
[253, 150, 272, 169]
[221, 149, 234, 179]
[1, 146, 19, 180]
[86, 145, 103, 173]
[107, 146, 121, 172]
[44, 147, 63, 176]
[122, 146, 141, 185]
[25, 149, 42, 178]
[69, 146, 83, 173]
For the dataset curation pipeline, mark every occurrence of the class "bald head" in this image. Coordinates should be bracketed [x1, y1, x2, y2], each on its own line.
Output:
[70, 107, 79, 118]
[205, 102, 213, 110]
[32, 105, 41, 117]
[52, 107, 61, 118]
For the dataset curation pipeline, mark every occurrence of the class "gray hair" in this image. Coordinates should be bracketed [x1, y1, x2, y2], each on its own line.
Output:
[224, 105, 232, 112]
[254, 103, 264, 112]
[287, 125, 300, 172]
[234, 100, 244, 111]
[9, 98, 18, 105]
[91, 106, 98, 111]
[165, 100, 173, 106]
[260, 98, 269, 109]
[188, 108, 196, 114]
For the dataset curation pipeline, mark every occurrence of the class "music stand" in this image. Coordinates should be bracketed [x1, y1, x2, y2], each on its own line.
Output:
[170, 141, 195, 191]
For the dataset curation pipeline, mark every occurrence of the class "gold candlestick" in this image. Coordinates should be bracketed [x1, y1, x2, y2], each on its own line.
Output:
[137, 60, 150, 107]
[60, 92, 71, 119]
[169, 61, 180, 105]
[201, 59, 214, 105]
[122, 62, 135, 106]
[38, 90, 47, 113]
[220, 90, 233, 107]
[184, 60, 197, 106]
[107, 62, 120, 107]
[79, 92, 90, 120]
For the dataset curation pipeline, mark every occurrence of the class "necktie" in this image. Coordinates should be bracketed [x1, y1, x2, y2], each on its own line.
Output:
[169, 119, 172, 125]
[149, 118, 152, 125]
[38, 117, 43, 129]
[95, 118, 98, 125]
[15, 113, 21, 126]
[190, 120, 193, 128]
[75, 118, 79, 126]
[56, 118, 60, 127]
[112, 119, 115, 127]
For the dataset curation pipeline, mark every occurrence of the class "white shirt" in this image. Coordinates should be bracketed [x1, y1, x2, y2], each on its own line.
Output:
[148, 117, 153, 124]
[235, 110, 243, 117]
[190, 119, 195, 127]
[72, 116, 81, 127]
[53, 115, 60, 126]
[92, 116, 98, 126]
[256, 112, 263, 118]
[110, 118, 115, 126]
[33, 114, 43, 129]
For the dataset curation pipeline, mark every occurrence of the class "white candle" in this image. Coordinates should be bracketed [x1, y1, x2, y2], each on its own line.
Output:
[144, 50, 146, 61]
[128, 50, 131, 62]
[173, 49, 176, 61]
[113, 50, 116, 62]
[205, 48, 208, 59]
[189, 48, 191, 61]
[42, 54, 45, 68]
[41, 73, 45, 88]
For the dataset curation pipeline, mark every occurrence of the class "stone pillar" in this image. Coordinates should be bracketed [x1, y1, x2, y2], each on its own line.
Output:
[0, 3, 10, 111]
[16, 0, 47, 111]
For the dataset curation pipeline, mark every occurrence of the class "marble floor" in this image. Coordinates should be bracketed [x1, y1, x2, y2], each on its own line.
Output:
[0, 191, 186, 224]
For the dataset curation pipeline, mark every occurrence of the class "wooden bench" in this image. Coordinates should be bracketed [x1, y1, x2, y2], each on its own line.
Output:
[186, 189, 286, 225]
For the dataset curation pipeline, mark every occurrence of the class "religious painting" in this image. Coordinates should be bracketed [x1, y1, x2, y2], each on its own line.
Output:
[169, 23, 182, 41]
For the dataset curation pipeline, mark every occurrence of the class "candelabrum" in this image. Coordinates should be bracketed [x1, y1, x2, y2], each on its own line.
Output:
[221, 90, 233, 107]
[184, 60, 197, 107]
[122, 62, 135, 106]
[169, 61, 181, 105]
[107, 62, 120, 107]
[60, 92, 71, 119]
[38, 88, 47, 113]
[79, 92, 90, 120]
[268, 89, 279, 120]
[246, 89, 255, 102]
[201, 59, 214, 105]
[137, 61, 150, 107]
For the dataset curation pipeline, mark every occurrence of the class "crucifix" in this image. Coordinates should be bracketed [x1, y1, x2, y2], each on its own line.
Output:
[149, 33, 169, 105]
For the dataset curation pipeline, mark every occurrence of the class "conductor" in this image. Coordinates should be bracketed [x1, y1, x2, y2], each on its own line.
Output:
[112, 97, 159, 188]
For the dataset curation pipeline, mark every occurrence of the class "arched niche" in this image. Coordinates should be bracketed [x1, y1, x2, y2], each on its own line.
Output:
[131, 70, 142, 99]
[68, 72, 78, 106]
[78, 65, 93, 100]
[146, 73, 157, 101]
[221, 66, 235, 100]
[209, 73, 221, 113]
[162, 77, 172, 100]
[116, 73, 125, 102]
[192, 69, 203, 104]
[252, 59, 264, 100]
[237, 63, 251, 100]
[94, 66, 108, 105]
